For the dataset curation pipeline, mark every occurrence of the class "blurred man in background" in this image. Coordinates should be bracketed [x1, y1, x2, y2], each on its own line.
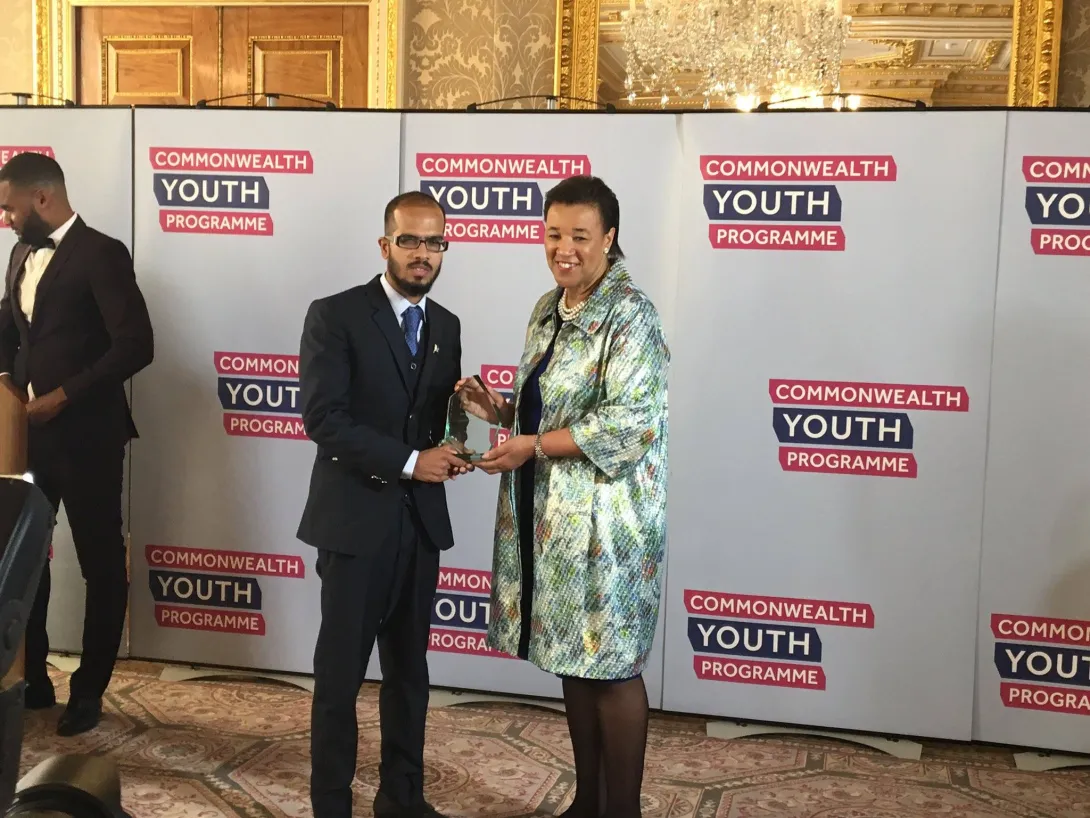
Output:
[0, 151, 153, 736]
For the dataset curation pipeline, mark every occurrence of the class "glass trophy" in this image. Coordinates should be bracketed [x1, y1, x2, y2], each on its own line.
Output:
[441, 374, 506, 462]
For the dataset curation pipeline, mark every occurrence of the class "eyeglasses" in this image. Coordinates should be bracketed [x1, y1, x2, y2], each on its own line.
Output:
[389, 233, 449, 253]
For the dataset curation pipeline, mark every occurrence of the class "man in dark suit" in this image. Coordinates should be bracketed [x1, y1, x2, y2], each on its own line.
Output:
[297, 190, 469, 818]
[0, 152, 153, 735]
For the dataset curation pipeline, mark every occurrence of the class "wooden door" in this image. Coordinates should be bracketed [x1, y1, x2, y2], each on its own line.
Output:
[77, 5, 369, 108]
[222, 7, 368, 108]
[78, 7, 219, 106]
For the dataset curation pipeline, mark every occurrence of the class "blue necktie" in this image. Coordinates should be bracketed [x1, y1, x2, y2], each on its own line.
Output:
[403, 305, 423, 356]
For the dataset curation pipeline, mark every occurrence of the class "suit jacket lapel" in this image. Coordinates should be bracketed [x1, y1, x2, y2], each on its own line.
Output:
[366, 275, 411, 394]
[415, 308, 443, 401]
[7, 245, 31, 334]
[29, 216, 84, 331]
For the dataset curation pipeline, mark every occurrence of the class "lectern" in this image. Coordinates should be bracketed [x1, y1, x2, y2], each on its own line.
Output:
[0, 385, 27, 692]
[0, 384, 27, 471]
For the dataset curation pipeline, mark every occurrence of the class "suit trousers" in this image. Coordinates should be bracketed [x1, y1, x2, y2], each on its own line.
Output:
[25, 431, 128, 702]
[310, 493, 440, 818]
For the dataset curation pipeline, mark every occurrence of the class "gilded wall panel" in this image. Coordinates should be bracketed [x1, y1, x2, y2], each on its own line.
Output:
[495, 0, 554, 101]
[1058, 0, 1090, 105]
[404, 0, 555, 108]
[0, 0, 34, 95]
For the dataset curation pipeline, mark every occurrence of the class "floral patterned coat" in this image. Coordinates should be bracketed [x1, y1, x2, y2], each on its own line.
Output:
[486, 260, 670, 680]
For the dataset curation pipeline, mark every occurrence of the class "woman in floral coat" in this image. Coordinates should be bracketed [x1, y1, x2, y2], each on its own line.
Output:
[457, 175, 669, 818]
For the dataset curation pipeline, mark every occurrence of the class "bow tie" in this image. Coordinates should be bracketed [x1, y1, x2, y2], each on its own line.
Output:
[27, 238, 55, 251]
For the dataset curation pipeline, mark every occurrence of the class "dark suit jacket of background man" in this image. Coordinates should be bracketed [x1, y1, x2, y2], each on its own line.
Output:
[296, 273, 462, 556]
[0, 217, 154, 450]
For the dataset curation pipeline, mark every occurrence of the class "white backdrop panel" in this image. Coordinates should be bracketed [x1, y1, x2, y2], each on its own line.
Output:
[129, 108, 402, 673]
[0, 107, 133, 656]
[974, 111, 1090, 753]
[388, 112, 683, 707]
[662, 111, 1006, 740]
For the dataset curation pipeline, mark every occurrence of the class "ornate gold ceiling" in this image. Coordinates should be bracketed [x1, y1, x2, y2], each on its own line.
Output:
[595, 0, 1023, 108]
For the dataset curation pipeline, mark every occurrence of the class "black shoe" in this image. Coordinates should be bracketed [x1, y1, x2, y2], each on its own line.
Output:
[56, 697, 101, 736]
[373, 791, 447, 818]
[24, 680, 56, 710]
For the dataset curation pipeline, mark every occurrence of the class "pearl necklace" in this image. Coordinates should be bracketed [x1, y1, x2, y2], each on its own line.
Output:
[557, 291, 588, 322]
[559, 260, 612, 321]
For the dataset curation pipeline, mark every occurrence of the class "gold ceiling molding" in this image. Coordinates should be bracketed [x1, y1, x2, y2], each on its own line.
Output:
[850, 37, 1004, 70]
[864, 78, 947, 87]
[1008, 0, 1062, 105]
[955, 68, 1011, 80]
[33, 0, 400, 107]
[976, 37, 1005, 68]
[851, 39, 926, 67]
[843, 3, 1013, 17]
[553, 0, 600, 109]
[842, 38, 1008, 102]
[843, 68, 961, 80]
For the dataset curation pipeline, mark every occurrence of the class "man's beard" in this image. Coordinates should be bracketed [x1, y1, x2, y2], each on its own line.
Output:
[18, 211, 51, 248]
[388, 257, 441, 297]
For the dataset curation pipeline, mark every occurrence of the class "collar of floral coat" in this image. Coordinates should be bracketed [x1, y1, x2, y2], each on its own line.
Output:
[535, 258, 632, 336]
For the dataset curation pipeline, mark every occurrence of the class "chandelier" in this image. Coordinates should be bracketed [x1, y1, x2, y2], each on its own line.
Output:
[620, 0, 850, 109]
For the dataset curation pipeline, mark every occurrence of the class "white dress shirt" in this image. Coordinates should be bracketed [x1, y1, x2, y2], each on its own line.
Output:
[379, 272, 427, 479]
[3, 212, 79, 399]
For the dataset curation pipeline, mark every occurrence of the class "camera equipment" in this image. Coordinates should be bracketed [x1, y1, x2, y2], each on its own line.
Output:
[0, 474, 129, 818]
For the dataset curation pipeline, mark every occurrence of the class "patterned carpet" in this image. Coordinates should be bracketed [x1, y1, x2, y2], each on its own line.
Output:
[18, 660, 1090, 818]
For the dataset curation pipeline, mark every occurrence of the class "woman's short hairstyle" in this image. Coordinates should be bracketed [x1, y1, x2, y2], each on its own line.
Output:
[543, 175, 624, 262]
